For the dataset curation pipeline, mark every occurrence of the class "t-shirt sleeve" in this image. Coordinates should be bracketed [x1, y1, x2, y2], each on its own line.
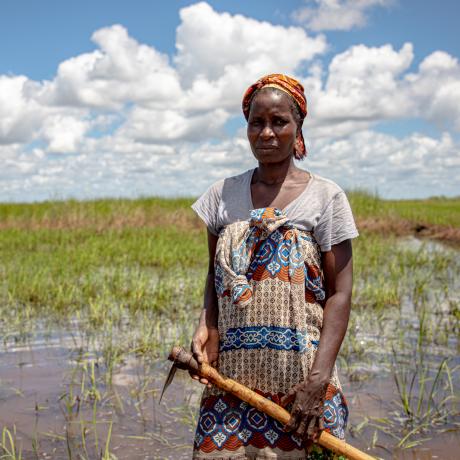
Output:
[191, 181, 222, 236]
[313, 191, 359, 252]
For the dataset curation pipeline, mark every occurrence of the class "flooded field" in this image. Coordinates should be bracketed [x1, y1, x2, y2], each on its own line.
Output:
[0, 197, 459, 459]
[1, 318, 458, 459]
[0, 336, 200, 459]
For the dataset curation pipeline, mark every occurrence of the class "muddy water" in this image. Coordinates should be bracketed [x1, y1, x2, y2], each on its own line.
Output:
[1, 329, 458, 459]
[343, 379, 460, 459]
[0, 336, 201, 459]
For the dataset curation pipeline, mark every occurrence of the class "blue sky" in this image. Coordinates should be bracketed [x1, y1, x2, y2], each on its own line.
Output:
[2, 1, 459, 79]
[1, 0, 459, 201]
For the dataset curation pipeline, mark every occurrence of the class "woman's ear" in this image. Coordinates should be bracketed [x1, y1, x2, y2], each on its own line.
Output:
[293, 133, 303, 160]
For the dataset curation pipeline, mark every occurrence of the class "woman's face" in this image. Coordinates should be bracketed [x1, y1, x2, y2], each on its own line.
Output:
[247, 89, 298, 164]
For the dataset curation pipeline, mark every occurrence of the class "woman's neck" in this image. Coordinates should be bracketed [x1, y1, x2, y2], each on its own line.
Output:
[253, 157, 297, 185]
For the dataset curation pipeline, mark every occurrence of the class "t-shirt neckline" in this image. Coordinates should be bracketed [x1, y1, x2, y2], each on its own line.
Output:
[247, 167, 314, 212]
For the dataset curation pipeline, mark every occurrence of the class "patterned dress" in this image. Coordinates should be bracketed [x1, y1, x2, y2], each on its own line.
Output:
[193, 208, 348, 460]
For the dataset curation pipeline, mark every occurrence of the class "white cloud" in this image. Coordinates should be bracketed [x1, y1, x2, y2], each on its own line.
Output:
[293, 0, 391, 32]
[118, 107, 230, 143]
[2, 129, 458, 202]
[302, 43, 460, 138]
[39, 25, 181, 109]
[313, 42, 414, 123]
[407, 51, 460, 130]
[0, 76, 44, 144]
[176, 2, 326, 82]
[41, 115, 90, 153]
[307, 130, 460, 198]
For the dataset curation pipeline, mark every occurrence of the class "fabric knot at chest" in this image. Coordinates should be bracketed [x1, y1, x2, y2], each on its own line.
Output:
[248, 207, 291, 236]
[216, 207, 305, 307]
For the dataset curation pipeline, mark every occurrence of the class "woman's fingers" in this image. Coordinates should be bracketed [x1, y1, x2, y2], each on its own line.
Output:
[306, 415, 318, 441]
[312, 416, 324, 442]
[283, 413, 299, 432]
[280, 388, 297, 407]
[286, 412, 321, 442]
[294, 415, 309, 439]
[281, 381, 327, 441]
[189, 339, 201, 381]
[191, 338, 203, 364]
[283, 402, 302, 432]
[189, 373, 209, 385]
[189, 338, 219, 389]
[282, 398, 325, 441]
[280, 393, 295, 407]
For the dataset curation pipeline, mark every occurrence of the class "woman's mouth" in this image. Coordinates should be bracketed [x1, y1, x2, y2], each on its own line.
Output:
[257, 145, 278, 150]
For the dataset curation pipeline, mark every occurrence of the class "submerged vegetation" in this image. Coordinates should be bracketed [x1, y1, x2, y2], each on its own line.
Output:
[0, 192, 459, 459]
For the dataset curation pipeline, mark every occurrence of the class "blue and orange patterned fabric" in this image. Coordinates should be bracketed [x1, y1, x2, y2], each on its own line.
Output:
[193, 208, 348, 459]
[214, 208, 325, 307]
[194, 386, 348, 458]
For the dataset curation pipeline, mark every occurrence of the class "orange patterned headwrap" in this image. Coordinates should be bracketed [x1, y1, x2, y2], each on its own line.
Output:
[242, 74, 307, 159]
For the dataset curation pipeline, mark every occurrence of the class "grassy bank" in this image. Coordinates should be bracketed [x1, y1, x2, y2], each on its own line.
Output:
[349, 192, 460, 243]
[1, 192, 459, 241]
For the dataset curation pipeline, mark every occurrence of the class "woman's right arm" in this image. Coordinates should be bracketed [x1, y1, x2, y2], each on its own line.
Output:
[190, 229, 220, 386]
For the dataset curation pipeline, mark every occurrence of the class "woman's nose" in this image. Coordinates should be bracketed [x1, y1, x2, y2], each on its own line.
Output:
[260, 124, 275, 139]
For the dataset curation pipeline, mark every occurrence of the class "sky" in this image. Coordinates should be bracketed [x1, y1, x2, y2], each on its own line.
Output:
[1, 0, 459, 202]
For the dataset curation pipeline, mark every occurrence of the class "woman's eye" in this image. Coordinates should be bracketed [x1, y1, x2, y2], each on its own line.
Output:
[274, 118, 288, 126]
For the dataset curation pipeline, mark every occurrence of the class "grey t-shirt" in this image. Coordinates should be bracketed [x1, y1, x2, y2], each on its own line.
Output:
[191, 168, 359, 252]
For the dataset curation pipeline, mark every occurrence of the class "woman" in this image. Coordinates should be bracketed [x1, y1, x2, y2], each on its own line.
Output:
[190, 74, 358, 459]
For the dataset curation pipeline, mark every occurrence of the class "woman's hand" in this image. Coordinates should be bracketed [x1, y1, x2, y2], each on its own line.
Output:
[190, 324, 220, 387]
[280, 374, 328, 442]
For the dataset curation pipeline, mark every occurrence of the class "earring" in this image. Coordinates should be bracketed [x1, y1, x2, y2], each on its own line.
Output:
[294, 137, 302, 160]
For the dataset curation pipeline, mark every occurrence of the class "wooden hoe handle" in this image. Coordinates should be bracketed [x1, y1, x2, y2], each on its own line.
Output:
[169, 346, 374, 460]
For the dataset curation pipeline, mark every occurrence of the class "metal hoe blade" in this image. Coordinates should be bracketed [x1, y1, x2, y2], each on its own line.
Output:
[159, 362, 178, 403]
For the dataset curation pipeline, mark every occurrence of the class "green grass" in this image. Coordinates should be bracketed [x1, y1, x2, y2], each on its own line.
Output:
[348, 191, 460, 228]
[1, 192, 459, 229]
[0, 226, 206, 312]
[385, 197, 460, 227]
[2, 194, 454, 318]
[0, 197, 197, 230]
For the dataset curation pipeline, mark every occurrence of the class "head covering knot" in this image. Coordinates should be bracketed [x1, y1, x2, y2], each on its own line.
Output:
[242, 74, 308, 159]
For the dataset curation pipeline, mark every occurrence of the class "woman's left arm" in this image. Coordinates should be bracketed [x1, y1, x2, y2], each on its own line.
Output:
[311, 238, 353, 381]
[281, 239, 353, 440]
